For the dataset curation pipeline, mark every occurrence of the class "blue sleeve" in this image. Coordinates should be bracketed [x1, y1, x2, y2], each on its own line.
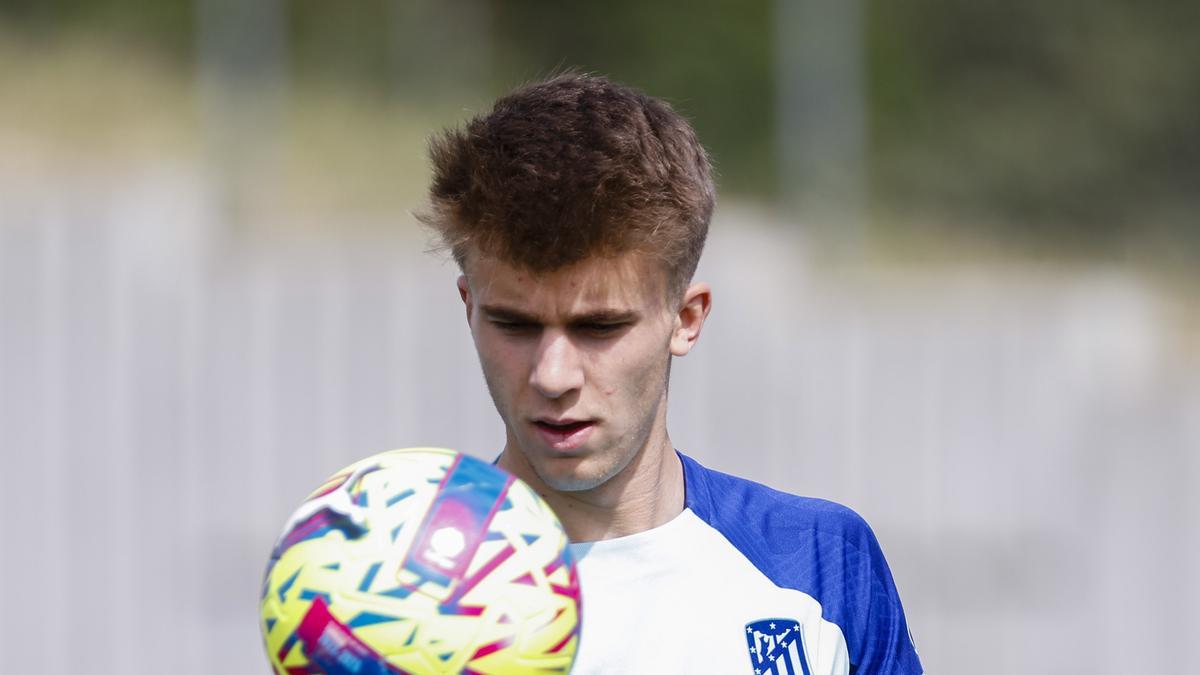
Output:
[841, 515, 922, 674]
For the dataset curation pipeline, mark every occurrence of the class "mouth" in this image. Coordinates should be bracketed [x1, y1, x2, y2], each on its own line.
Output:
[531, 418, 596, 451]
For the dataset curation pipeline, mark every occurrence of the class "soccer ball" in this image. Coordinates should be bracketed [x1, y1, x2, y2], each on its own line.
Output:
[260, 448, 582, 674]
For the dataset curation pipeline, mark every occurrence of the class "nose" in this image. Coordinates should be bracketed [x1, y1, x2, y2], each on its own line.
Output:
[529, 330, 584, 399]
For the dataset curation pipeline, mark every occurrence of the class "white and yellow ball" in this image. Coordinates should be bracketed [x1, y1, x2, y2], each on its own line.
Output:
[260, 448, 581, 674]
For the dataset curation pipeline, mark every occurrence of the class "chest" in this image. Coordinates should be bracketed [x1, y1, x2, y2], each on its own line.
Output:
[567, 528, 849, 674]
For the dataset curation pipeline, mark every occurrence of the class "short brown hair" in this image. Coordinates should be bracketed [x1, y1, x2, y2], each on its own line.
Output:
[420, 73, 715, 297]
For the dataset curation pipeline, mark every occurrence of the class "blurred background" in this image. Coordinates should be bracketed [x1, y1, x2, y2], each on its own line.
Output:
[1, 1, 1197, 673]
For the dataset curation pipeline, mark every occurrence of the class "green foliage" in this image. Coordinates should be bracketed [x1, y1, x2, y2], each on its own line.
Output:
[1, 0, 194, 56]
[869, 0, 1200, 242]
[3, 0, 1196, 246]
[490, 0, 775, 196]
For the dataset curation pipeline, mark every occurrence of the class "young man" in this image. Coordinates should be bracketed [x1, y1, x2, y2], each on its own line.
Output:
[421, 74, 922, 675]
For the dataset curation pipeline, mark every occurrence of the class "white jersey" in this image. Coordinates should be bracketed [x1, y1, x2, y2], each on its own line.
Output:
[566, 453, 922, 675]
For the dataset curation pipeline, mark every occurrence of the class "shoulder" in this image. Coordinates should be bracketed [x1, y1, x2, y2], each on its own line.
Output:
[680, 451, 879, 566]
[680, 452, 924, 674]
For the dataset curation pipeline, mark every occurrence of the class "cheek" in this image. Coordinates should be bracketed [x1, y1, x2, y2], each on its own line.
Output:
[474, 336, 524, 392]
[600, 344, 668, 403]
[481, 348, 521, 389]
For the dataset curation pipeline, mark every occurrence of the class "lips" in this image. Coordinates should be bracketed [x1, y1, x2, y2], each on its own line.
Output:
[532, 418, 596, 451]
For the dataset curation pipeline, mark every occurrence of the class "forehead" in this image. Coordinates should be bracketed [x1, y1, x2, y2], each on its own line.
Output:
[464, 252, 669, 317]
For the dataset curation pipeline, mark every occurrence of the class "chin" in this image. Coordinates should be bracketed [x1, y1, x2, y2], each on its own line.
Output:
[539, 471, 607, 493]
[531, 455, 615, 493]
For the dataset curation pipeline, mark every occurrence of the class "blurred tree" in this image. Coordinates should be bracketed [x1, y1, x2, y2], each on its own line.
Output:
[0, 0, 194, 57]
[2, 0, 1195, 250]
[868, 0, 1200, 248]
[489, 0, 775, 196]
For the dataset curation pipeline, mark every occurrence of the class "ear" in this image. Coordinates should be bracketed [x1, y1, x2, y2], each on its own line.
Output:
[670, 282, 712, 357]
[456, 274, 473, 323]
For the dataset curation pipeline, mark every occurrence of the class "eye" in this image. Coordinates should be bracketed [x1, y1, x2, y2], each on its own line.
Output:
[490, 319, 535, 333]
[581, 322, 626, 336]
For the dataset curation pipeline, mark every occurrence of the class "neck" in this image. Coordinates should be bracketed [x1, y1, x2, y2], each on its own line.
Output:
[499, 427, 686, 544]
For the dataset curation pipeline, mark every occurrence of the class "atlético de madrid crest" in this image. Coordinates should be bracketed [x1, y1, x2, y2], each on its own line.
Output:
[745, 618, 810, 675]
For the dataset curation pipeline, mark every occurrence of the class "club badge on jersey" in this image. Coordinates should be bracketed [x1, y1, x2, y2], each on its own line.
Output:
[746, 618, 809, 675]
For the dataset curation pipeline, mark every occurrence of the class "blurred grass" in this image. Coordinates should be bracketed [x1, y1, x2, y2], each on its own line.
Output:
[0, 29, 476, 232]
[0, 30, 197, 160]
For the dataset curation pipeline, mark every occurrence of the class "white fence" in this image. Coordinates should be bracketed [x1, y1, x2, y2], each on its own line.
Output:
[1, 166, 1197, 673]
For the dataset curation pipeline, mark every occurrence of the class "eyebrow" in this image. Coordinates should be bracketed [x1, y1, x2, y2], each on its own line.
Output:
[480, 304, 640, 325]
